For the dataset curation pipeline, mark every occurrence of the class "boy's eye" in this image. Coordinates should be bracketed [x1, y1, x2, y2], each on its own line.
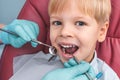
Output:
[75, 21, 86, 26]
[52, 21, 62, 26]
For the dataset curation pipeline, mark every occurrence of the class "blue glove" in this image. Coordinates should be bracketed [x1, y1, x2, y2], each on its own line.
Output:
[42, 58, 96, 80]
[0, 19, 39, 48]
[64, 58, 79, 68]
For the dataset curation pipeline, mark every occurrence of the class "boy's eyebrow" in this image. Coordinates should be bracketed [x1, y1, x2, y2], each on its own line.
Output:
[74, 16, 91, 19]
[50, 16, 63, 20]
[50, 15, 85, 18]
[73, 16, 92, 22]
[50, 16, 60, 19]
[50, 15, 92, 22]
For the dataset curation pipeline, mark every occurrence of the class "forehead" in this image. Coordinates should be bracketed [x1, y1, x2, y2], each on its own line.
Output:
[49, 0, 111, 25]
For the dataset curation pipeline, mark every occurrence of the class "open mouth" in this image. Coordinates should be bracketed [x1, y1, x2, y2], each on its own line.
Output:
[59, 44, 79, 55]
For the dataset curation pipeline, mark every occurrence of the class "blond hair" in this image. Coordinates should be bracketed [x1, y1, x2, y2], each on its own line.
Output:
[48, 0, 111, 24]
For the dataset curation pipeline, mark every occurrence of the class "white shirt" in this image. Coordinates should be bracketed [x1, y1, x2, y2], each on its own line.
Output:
[10, 51, 119, 80]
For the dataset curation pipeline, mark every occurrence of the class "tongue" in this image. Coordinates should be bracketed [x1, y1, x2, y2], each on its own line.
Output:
[65, 47, 78, 54]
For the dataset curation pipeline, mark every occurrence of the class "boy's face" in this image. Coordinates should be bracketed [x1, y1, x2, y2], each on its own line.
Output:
[49, 2, 108, 63]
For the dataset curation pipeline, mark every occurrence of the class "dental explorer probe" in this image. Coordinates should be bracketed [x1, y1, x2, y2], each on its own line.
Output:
[0, 28, 57, 61]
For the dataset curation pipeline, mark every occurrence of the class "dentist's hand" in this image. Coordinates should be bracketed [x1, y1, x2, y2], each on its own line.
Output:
[42, 58, 96, 80]
[0, 19, 39, 48]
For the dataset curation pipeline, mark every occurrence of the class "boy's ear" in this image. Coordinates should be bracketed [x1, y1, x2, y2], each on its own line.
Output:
[98, 21, 109, 42]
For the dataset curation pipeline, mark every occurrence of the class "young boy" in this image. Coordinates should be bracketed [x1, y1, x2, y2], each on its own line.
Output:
[42, 0, 119, 80]
[8, 0, 119, 80]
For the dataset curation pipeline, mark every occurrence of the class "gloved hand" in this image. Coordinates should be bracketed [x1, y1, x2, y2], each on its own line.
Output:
[0, 19, 39, 48]
[42, 58, 96, 80]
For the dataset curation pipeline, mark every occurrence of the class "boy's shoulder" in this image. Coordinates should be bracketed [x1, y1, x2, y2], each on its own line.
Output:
[97, 58, 119, 80]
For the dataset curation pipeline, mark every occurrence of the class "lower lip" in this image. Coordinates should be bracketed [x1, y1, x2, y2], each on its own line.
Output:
[61, 52, 73, 59]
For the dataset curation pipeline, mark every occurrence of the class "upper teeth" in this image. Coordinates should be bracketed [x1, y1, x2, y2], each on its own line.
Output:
[61, 44, 75, 48]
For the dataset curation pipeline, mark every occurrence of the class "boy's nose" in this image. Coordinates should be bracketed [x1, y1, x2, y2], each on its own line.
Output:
[60, 26, 74, 37]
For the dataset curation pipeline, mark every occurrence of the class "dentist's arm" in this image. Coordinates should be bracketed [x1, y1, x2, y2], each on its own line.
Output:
[0, 24, 5, 43]
[0, 19, 39, 48]
[0, 24, 4, 28]
[42, 59, 96, 80]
